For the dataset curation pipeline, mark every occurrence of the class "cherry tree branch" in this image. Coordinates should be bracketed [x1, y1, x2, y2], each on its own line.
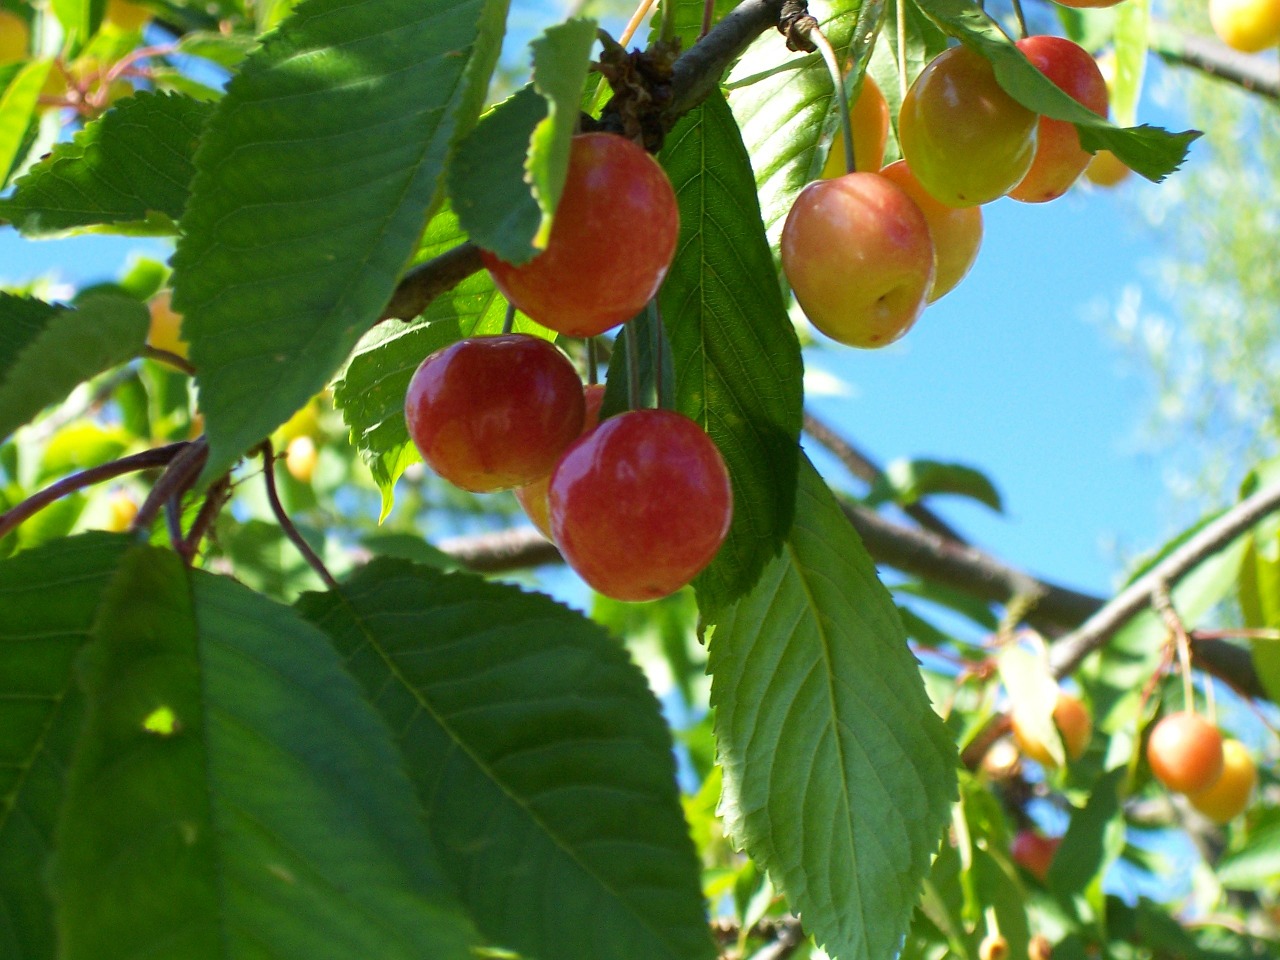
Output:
[1150, 21, 1280, 100]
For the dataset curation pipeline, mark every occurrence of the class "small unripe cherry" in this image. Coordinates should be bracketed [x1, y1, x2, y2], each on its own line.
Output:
[515, 383, 606, 539]
[1188, 738, 1256, 823]
[480, 133, 679, 338]
[404, 334, 585, 493]
[1084, 150, 1130, 187]
[821, 74, 890, 177]
[1209, 0, 1280, 51]
[286, 435, 318, 484]
[1011, 690, 1092, 768]
[878, 160, 982, 302]
[147, 291, 188, 360]
[1028, 933, 1053, 960]
[548, 409, 732, 602]
[1146, 711, 1224, 795]
[979, 933, 1009, 960]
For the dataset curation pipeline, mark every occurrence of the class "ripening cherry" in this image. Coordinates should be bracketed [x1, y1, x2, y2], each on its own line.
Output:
[1188, 738, 1256, 823]
[878, 160, 983, 302]
[0, 10, 29, 64]
[899, 44, 1038, 207]
[1011, 690, 1092, 768]
[147, 291, 189, 360]
[1146, 711, 1224, 795]
[548, 409, 732, 601]
[1010, 37, 1109, 204]
[480, 133, 679, 338]
[1209, 0, 1280, 50]
[979, 934, 1009, 960]
[515, 382, 606, 539]
[781, 171, 935, 348]
[821, 74, 891, 177]
[1010, 830, 1060, 883]
[1084, 149, 1130, 187]
[404, 334, 585, 493]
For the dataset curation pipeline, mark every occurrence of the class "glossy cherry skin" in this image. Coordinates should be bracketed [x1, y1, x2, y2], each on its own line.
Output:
[1084, 149, 1130, 187]
[1010, 830, 1060, 883]
[481, 134, 679, 338]
[1011, 690, 1092, 768]
[1010, 37, 1109, 203]
[782, 171, 935, 348]
[878, 160, 982, 302]
[1189, 738, 1256, 823]
[1210, 0, 1280, 52]
[515, 383, 606, 539]
[1146, 711, 1224, 795]
[404, 334, 585, 493]
[899, 45, 1038, 207]
[548, 409, 732, 601]
[822, 74, 891, 177]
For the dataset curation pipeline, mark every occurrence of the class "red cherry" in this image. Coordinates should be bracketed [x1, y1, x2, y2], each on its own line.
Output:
[548, 409, 732, 601]
[515, 382, 606, 539]
[480, 133, 680, 338]
[1010, 37, 1109, 203]
[404, 334, 585, 493]
[1010, 830, 1060, 883]
[1146, 711, 1225, 795]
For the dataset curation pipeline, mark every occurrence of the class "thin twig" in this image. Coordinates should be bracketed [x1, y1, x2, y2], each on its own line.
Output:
[179, 475, 231, 563]
[142, 345, 196, 375]
[1153, 581, 1196, 709]
[0, 442, 188, 541]
[1151, 20, 1280, 99]
[133, 437, 208, 534]
[259, 441, 339, 591]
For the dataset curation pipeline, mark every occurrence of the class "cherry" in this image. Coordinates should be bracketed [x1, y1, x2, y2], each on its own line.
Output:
[480, 133, 679, 338]
[1084, 149, 1130, 187]
[1010, 37, 1109, 204]
[1210, 0, 1280, 52]
[0, 10, 28, 65]
[1011, 690, 1092, 768]
[1146, 711, 1224, 795]
[821, 74, 891, 177]
[781, 171, 935, 348]
[1010, 830, 1059, 883]
[404, 334, 585, 493]
[147, 291, 188, 360]
[979, 934, 1009, 960]
[878, 160, 982, 302]
[515, 382, 606, 539]
[899, 45, 1038, 207]
[548, 409, 732, 601]
[1188, 738, 1256, 823]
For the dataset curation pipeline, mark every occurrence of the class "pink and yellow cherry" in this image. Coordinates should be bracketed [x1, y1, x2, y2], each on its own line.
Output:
[1210, 0, 1280, 51]
[1011, 830, 1060, 883]
[822, 74, 891, 177]
[1010, 690, 1092, 768]
[147, 291, 188, 360]
[0, 10, 29, 64]
[781, 171, 935, 348]
[899, 45, 1038, 207]
[878, 160, 982, 302]
[404, 334, 585, 493]
[285, 435, 319, 484]
[548, 409, 732, 602]
[1084, 149, 1130, 187]
[481, 133, 679, 338]
[1146, 711, 1224, 795]
[515, 382, 606, 539]
[1189, 738, 1256, 823]
[1009, 37, 1109, 203]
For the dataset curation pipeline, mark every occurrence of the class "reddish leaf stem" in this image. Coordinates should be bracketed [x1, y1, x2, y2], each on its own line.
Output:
[259, 441, 339, 591]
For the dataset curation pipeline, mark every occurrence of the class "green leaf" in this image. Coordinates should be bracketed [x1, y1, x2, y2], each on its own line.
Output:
[915, 0, 1197, 181]
[0, 533, 132, 959]
[997, 644, 1063, 767]
[51, 0, 104, 55]
[1236, 518, 1280, 704]
[0, 92, 212, 237]
[711, 458, 958, 960]
[1110, 0, 1149, 128]
[658, 92, 804, 618]
[1217, 818, 1280, 891]
[600, 301, 676, 418]
[1047, 767, 1127, 919]
[298, 560, 716, 960]
[726, 0, 866, 250]
[0, 291, 148, 442]
[171, 0, 510, 486]
[868, 0, 948, 161]
[52, 546, 477, 960]
[648, 0, 740, 47]
[0, 60, 51, 188]
[866, 457, 1003, 512]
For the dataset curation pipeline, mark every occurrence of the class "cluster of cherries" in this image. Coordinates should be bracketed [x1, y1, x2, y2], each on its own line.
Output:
[783, 36, 1118, 349]
[404, 133, 733, 602]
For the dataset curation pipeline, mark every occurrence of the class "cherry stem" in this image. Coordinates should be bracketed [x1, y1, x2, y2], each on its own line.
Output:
[179, 476, 231, 564]
[1010, 0, 1029, 40]
[896, 0, 908, 101]
[143, 345, 195, 375]
[502, 302, 515, 335]
[801, 23, 856, 177]
[660, 0, 677, 44]
[587, 337, 599, 385]
[0, 441, 189, 542]
[624, 319, 643, 411]
[1154, 582, 1197, 712]
[701, 0, 716, 38]
[259, 441, 340, 592]
[133, 437, 208, 535]
[648, 299, 666, 408]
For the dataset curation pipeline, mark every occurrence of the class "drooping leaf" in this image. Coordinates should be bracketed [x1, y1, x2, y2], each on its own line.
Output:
[0, 60, 50, 188]
[0, 533, 132, 960]
[865, 457, 1003, 512]
[171, 0, 510, 485]
[658, 92, 804, 618]
[711, 457, 958, 960]
[997, 643, 1063, 767]
[0, 292, 148, 442]
[1047, 767, 1127, 920]
[51, 546, 477, 960]
[916, 0, 1197, 180]
[298, 560, 716, 960]
[1217, 817, 1280, 891]
[0, 93, 212, 237]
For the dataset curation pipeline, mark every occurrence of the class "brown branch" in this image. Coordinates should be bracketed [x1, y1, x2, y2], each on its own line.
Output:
[259, 442, 340, 591]
[133, 437, 208, 533]
[379, 243, 485, 322]
[1151, 21, 1280, 100]
[0, 442, 189, 541]
[142, 345, 196, 375]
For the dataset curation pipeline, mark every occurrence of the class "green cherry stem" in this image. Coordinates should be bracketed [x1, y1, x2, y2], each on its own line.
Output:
[648, 299, 665, 408]
[587, 337, 599, 385]
[807, 24, 856, 177]
[502, 301, 516, 335]
[624, 318, 643, 411]
[1010, 0, 1029, 39]
[896, 0, 908, 101]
